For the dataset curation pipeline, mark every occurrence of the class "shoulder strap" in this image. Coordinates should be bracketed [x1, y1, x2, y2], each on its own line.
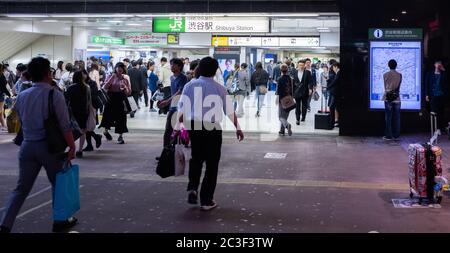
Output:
[48, 89, 55, 116]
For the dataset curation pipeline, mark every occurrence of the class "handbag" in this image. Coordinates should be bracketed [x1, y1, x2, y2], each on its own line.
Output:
[127, 96, 138, 112]
[45, 89, 69, 154]
[6, 107, 20, 134]
[97, 88, 110, 106]
[53, 162, 80, 221]
[156, 141, 176, 178]
[313, 90, 320, 101]
[280, 78, 296, 111]
[259, 85, 268, 95]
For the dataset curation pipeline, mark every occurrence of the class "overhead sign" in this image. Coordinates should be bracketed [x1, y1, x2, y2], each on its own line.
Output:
[153, 17, 269, 33]
[211, 36, 320, 47]
[228, 37, 261, 47]
[212, 36, 229, 47]
[214, 47, 241, 55]
[167, 34, 179, 45]
[124, 33, 167, 46]
[369, 28, 423, 40]
[91, 36, 124, 45]
[278, 37, 320, 47]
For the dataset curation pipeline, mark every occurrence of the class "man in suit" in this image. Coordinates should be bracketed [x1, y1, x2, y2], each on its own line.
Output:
[292, 60, 314, 125]
[305, 58, 317, 112]
[128, 60, 146, 117]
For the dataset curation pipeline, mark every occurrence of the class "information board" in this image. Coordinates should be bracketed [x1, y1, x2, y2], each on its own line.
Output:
[369, 41, 422, 110]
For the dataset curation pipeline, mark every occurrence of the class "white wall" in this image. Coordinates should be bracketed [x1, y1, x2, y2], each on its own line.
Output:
[7, 35, 72, 69]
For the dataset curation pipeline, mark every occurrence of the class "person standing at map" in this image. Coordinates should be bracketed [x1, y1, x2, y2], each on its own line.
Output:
[425, 60, 448, 134]
[382, 59, 402, 141]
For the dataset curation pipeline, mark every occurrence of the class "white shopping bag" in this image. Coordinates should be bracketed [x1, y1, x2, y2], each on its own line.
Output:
[174, 145, 191, 177]
[127, 96, 139, 112]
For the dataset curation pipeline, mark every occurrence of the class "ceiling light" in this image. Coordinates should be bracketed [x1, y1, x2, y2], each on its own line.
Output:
[98, 27, 111, 30]
[126, 23, 142, 26]
[402, 11, 407, 14]
[6, 14, 49, 18]
[107, 20, 124, 23]
[41, 19, 59, 23]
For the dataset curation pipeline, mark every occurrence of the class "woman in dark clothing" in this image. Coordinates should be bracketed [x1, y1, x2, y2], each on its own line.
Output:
[251, 62, 270, 117]
[99, 62, 131, 144]
[65, 70, 91, 158]
[276, 64, 293, 136]
[81, 69, 102, 152]
[0, 63, 12, 131]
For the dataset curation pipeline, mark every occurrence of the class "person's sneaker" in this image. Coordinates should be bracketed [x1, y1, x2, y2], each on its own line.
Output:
[82, 145, 94, 152]
[0, 226, 11, 233]
[287, 124, 293, 136]
[150, 108, 157, 112]
[383, 136, 394, 141]
[130, 112, 135, 118]
[301, 118, 306, 122]
[296, 121, 300, 126]
[76, 151, 83, 158]
[52, 217, 78, 233]
[188, 191, 198, 205]
[104, 131, 113, 141]
[278, 131, 285, 136]
[94, 134, 102, 149]
[201, 201, 218, 211]
[117, 136, 125, 145]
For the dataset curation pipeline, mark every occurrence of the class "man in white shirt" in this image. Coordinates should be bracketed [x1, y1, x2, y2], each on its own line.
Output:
[183, 58, 190, 74]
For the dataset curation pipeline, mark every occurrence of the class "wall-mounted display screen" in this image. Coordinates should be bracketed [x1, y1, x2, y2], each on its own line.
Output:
[369, 41, 422, 110]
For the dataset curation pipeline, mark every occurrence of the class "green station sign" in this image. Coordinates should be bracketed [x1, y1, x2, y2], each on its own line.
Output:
[91, 36, 124, 45]
[153, 17, 186, 33]
[369, 28, 423, 40]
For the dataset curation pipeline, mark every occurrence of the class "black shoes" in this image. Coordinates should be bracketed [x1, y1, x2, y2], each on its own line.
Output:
[82, 145, 94, 152]
[104, 131, 113, 141]
[296, 121, 300, 126]
[94, 134, 102, 148]
[287, 124, 293, 136]
[117, 136, 125, 145]
[76, 151, 83, 158]
[52, 217, 78, 233]
[0, 226, 11, 233]
[130, 112, 135, 118]
[188, 191, 198, 205]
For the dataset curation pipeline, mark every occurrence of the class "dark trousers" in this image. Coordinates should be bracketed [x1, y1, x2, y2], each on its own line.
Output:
[85, 131, 99, 147]
[1, 141, 64, 229]
[187, 127, 222, 205]
[295, 95, 309, 121]
[131, 91, 141, 109]
[385, 101, 401, 139]
[143, 89, 149, 107]
[163, 110, 176, 147]
[430, 96, 446, 131]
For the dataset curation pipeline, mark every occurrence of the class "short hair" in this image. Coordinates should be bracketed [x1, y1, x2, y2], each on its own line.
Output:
[91, 63, 99, 71]
[241, 63, 248, 69]
[189, 60, 199, 71]
[16, 63, 27, 72]
[298, 60, 306, 64]
[332, 62, 341, 69]
[255, 62, 263, 70]
[64, 63, 73, 72]
[123, 58, 130, 63]
[435, 59, 443, 64]
[21, 71, 31, 81]
[170, 58, 184, 69]
[388, 60, 397, 70]
[131, 60, 138, 67]
[305, 58, 312, 63]
[57, 61, 64, 70]
[329, 59, 337, 66]
[197, 57, 219, 78]
[137, 59, 143, 65]
[281, 64, 289, 73]
[27, 57, 51, 82]
[161, 57, 168, 63]
[148, 61, 155, 67]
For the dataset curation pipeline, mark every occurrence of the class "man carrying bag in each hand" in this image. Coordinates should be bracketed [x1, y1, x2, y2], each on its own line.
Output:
[0, 57, 78, 233]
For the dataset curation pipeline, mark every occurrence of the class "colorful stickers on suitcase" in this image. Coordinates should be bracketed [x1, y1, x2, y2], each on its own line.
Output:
[408, 144, 443, 199]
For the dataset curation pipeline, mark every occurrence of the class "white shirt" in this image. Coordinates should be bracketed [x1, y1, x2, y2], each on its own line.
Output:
[297, 70, 304, 82]
[183, 64, 190, 74]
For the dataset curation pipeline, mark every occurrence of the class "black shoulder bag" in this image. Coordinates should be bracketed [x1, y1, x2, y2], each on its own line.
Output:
[45, 89, 68, 154]
[386, 74, 402, 103]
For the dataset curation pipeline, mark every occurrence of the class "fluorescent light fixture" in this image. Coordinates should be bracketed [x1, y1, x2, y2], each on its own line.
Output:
[107, 20, 124, 23]
[6, 14, 49, 18]
[98, 27, 111, 30]
[126, 23, 142, 26]
[41, 19, 59, 23]
[402, 11, 407, 14]
[49, 14, 134, 18]
[317, 27, 330, 30]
